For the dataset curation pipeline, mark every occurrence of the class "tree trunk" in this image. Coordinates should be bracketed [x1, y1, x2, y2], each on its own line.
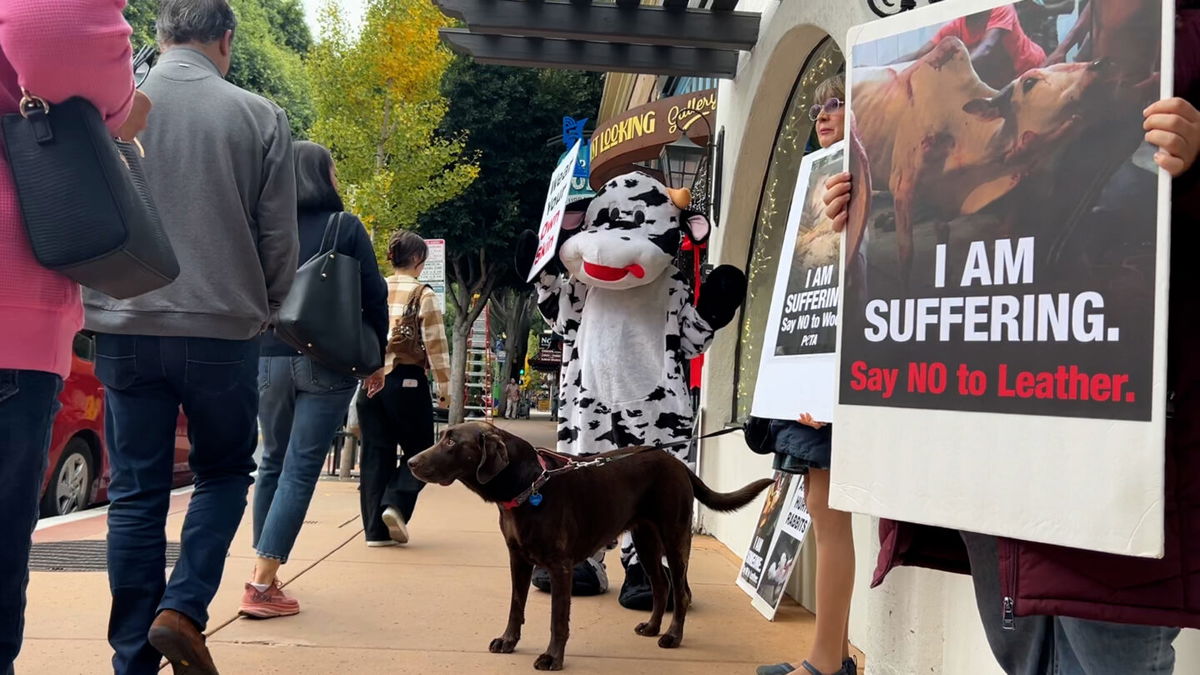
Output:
[448, 324, 470, 423]
[445, 252, 500, 424]
[491, 289, 535, 394]
[500, 292, 535, 390]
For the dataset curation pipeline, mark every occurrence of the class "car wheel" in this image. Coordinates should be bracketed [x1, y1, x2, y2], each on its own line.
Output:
[41, 438, 93, 517]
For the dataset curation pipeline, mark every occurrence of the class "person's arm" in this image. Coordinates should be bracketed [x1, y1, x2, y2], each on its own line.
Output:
[419, 288, 451, 401]
[257, 107, 299, 316]
[893, 21, 958, 65]
[968, 28, 1006, 65]
[1044, 2, 1091, 65]
[893, 40, 939, 66]
[0, 0, 135, 133]
[349, 215, 389, 356]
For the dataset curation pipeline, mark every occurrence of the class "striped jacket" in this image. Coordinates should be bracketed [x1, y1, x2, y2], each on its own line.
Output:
[385, 273, 450, 396]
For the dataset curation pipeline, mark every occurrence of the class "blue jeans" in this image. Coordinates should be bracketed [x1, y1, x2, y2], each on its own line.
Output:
[962, 532, 1180, 675]
[94, 335, 259, 675]
[0, 370, 61, 675]
[252, 356, 356, 562]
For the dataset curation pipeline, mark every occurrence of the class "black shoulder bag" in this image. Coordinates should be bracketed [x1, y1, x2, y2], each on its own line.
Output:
[2, 92, 178, 299]
[274, 213, 383, 378]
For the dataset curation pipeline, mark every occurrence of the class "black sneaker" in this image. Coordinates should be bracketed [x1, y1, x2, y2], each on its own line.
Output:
[531, 559, 609, 596]
[617, 562, 673, 611]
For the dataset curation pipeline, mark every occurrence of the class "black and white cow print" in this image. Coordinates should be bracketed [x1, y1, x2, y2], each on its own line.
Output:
[532, 171, 723, 460]
[517, 169, 746, 584]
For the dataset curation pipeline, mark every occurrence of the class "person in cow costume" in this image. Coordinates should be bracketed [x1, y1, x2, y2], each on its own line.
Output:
[515, 169, 746, 609]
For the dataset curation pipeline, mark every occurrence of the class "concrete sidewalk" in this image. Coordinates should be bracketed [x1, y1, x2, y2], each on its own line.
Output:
[18, 419, 832, 674]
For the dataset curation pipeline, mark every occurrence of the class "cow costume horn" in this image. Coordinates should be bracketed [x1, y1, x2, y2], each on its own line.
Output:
[667, 187, 692, 210]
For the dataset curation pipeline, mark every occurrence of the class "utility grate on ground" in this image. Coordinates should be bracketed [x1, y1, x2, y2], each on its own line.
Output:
[28, 541, 183, 572]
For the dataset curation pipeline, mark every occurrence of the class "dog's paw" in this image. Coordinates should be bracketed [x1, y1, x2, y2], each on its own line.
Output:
[634, 622, 660, 637]
[658, 634, 682, 649]
[533, 653, 564, 671]
[490, 636, 519, 654]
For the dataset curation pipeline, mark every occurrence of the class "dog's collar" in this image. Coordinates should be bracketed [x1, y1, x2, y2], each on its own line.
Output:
[500, 448, 613, 511]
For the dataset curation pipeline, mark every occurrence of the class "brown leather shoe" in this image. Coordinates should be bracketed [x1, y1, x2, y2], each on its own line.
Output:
[147, 609, 219, 675]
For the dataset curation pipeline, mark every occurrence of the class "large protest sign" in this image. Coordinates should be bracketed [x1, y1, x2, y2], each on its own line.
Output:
[737, 472, 812, 620]
[830, 0, 1173, 556]
[528, 140, 582, 281]
[753, 142, 845, 422]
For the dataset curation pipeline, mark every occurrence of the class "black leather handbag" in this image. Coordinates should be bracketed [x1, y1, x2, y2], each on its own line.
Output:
[2, 93, 178, 299]
[274, 213, 383, 378]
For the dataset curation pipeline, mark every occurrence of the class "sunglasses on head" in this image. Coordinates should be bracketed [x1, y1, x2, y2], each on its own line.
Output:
[808, 98, 843, 121]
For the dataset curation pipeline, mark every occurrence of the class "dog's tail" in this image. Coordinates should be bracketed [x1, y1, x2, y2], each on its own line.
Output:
[689, 473, 775, 513]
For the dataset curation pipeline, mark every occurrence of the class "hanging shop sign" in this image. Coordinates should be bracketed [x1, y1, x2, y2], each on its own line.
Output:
[589, 88, 717, 189]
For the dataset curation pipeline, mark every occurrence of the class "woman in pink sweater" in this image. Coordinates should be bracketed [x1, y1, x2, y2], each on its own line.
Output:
[0, 0, 143, 670]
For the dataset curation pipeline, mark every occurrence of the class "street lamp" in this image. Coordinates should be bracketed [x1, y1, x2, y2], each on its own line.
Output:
[658, 108, 712, 198]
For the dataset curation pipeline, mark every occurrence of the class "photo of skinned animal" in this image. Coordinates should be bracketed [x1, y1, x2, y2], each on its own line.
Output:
[840, 0, 1165, 421]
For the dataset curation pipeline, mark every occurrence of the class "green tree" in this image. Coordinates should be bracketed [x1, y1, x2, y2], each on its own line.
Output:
[124, 0, 313, 137]
[307, 0, 477, 260]
[419, 61, 602, 422]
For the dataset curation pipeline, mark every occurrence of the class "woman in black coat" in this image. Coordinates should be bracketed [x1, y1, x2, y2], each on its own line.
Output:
[239, 141, 388, 619]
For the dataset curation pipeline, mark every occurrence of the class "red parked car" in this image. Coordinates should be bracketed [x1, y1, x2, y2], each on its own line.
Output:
[39, 333, 193, 517]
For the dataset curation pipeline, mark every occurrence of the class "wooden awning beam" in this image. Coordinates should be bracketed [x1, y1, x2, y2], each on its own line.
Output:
[433, 0, 759, 52]
[439, 29, 740, 78]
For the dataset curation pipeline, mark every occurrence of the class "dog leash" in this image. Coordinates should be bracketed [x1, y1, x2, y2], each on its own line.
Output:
[499, 426, 743, 511]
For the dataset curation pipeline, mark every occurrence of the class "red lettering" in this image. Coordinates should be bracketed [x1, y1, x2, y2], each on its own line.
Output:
[850, 360, 868, 391]
[1015, 371, 1035, 398]
[998, 364, 1015, 397]
[907, 362, 946, 394]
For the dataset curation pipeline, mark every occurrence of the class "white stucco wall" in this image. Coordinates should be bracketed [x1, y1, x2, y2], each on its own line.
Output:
[697, 0, 1200, 672]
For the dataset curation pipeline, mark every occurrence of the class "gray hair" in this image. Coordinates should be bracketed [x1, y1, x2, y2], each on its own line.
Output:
[156, 0, 237, 45]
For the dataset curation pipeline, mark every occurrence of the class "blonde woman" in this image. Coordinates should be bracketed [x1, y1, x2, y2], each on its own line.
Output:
[758, 76, 858, 675]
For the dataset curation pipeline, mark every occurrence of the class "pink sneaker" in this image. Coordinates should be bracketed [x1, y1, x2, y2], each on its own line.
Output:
[239, 581, 300, 619]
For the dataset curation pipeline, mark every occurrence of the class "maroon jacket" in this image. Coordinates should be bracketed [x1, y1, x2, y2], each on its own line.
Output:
[872, 9, 1200, 630]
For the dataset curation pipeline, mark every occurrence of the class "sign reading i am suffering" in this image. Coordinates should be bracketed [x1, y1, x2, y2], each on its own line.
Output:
[528, 140, 582, 282]
[830, 0, 1173, 557]
[753, 142, 845, 422]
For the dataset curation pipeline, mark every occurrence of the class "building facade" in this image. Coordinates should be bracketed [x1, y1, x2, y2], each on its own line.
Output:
[589, 1, 1200, 672]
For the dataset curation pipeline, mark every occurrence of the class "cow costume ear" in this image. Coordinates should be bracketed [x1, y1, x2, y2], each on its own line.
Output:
[562, 198, 592, 232]
[477, 430, 510, 484]
[963, 83, 1014, 121]
[682, 210, 711, 243]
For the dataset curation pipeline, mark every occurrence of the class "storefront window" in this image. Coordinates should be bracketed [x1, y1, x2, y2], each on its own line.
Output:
[733, 38, 844, 421]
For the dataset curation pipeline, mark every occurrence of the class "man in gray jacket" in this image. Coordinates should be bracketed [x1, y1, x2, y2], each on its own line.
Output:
[83, 2, 298, 673]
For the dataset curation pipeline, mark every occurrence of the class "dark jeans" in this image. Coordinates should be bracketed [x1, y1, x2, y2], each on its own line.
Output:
[95, 335, 258, 675]
[357, 365, 433, 541]
[252, 356, 356, 563]
[961, 532, 1180, 675]
[0, 370, 61, 675]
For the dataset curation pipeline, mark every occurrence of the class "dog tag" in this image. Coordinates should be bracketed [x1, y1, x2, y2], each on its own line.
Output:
[529, 493, 543, 507]
[402, 379, 418, 388]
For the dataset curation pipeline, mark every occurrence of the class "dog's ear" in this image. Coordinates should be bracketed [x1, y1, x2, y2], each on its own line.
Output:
[477, 429, 511, 484]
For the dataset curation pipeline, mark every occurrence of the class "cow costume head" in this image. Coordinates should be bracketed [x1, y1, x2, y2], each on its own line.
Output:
[558, 171, 709, 290]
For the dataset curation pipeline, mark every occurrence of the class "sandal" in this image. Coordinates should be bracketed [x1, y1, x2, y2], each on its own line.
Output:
[755, 665, 795, 675]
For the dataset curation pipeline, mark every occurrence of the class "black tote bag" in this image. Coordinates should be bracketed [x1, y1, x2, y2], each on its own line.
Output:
[274, 213, 383, 377]
[2, 94, 178, 299]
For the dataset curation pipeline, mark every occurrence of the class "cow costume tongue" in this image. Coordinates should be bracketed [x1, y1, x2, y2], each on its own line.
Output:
[583, 261, 646, 282]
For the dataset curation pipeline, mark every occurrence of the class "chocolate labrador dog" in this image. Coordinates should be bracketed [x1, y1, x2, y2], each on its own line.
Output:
[408, 422, 773, 671]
